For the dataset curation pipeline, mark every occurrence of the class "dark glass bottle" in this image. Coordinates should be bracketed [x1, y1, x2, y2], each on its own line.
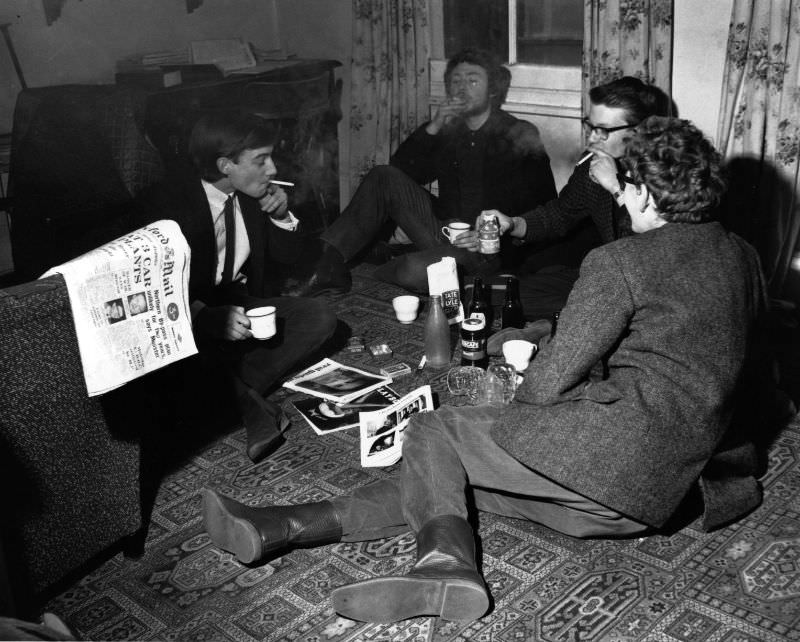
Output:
[467, 276, 492, 332]
[424, 294, 451, 368]
[501, 276, 524, 329]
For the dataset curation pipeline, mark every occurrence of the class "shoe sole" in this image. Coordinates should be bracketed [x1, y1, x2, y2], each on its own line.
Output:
[202, 489, 261, 564]
[331, 575, 489, 622]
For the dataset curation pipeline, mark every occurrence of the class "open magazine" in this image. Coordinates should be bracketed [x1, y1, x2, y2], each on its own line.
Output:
[41, 220, 197, 396]
[359, 385, 434, 467]
[283, 358, 392, 404]
[292, 385, 400, 435]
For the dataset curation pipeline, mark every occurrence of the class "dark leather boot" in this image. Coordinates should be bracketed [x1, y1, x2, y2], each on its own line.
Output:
[235, 382, 287, 463]
[331, 514, 489, 622]
[290, 244, 352, 297]
[202, 488, 342, 563]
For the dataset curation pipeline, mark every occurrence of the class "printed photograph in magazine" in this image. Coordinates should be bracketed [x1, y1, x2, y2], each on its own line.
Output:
[292, 386, 400, 435]
[359, 385, 434, 467]
[283, 358, 391, 404]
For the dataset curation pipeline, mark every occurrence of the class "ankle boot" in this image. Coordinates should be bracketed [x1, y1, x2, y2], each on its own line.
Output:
[331, 514, 489, 623]
[202, 488, 342, 563]
[292, 244, 352, 297]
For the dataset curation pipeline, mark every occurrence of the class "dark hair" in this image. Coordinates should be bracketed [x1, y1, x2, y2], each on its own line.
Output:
[444, 47, 511, 109]
[623, 116, 726, 223]
[589, 76, 676, 125]
[188, 111, 276, 182]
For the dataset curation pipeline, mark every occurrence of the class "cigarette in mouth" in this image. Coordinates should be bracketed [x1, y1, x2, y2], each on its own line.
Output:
[270, 180, 295, 187]
[577, 152, 593, 166]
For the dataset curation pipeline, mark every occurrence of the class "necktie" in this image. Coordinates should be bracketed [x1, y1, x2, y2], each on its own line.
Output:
[221, 195, 236, 284]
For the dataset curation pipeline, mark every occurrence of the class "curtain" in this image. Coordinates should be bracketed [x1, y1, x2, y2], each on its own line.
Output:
[347, 0, 431, 198]
[582, 0, 673, 113]
[717, 0, 800, 300]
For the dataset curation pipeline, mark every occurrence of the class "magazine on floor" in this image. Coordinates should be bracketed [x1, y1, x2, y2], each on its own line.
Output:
[292, 385, 401, 435]
[283, 358, 392, 404]
[359, 385, 434, 467]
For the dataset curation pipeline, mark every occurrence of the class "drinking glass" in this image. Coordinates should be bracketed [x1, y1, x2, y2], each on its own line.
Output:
[446, 366, 484, 401]
[487, 363, 518, 404]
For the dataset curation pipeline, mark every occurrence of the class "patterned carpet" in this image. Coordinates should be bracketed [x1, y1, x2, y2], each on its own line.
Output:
[46, 265, 800, 642]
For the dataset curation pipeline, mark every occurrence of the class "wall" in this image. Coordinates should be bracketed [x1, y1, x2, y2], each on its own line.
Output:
[0, 0, 284, 133]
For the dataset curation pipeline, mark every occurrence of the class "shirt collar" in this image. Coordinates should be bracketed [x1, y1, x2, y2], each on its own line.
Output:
[202, 180, 234, 221]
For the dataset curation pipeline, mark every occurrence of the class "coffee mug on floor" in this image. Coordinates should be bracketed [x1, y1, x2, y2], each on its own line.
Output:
[441, 222, 470, 244]
[503, 339, 536, 372]
[246, 306, 277, 339]
[392, 295, 420, 323]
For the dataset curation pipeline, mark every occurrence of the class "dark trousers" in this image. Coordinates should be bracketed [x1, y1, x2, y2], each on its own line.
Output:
[207, 295, 337, 395]
[331, 405, 648, 540]
[322, 165, 499, 292]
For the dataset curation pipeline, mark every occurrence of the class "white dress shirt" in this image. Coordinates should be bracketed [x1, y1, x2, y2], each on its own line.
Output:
[191, 181, 299, 317]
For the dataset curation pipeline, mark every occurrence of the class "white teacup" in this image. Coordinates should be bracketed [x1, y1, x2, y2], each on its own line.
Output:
[441, 222, 470, 244]
[392, 295, 420, 324]
[246, 306, 277, 339]
[502, 339, 536, 372]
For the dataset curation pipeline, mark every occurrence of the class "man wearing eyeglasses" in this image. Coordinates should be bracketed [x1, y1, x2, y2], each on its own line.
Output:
[485, 76, 675, 346]
[290, 47, 559, 297]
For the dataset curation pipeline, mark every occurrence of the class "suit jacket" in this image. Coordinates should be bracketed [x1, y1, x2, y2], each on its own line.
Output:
[137, 171, 304, 304]
[520, 158, 627, 248]
[492, 222, 765, 529]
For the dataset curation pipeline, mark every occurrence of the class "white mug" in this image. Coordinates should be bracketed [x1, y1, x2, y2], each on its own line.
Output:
[392, 295, 420, 324]
[246, 306, 277, 339]
[502, 339, 536, 372]
[441, 222, 470, 244]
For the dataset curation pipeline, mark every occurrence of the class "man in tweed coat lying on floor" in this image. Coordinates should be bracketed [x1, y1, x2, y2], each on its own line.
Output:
[202, 117, 766, 624]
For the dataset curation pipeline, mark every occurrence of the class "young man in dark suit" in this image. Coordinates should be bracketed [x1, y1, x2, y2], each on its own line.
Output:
[138, 111, 337, 462]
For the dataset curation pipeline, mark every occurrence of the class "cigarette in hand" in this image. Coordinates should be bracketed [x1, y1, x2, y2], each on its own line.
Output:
[577, 152, 593, 166]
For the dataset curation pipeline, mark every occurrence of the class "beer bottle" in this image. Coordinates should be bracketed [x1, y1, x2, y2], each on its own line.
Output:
[467, 276, 492, 332]
[501, 276, 524, 329]
[424, 294, 451, 368]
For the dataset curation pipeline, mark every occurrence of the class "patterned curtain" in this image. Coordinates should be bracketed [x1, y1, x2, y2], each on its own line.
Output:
[347, 0, 431, 197]
[717, 0, 800, 299]
[582, 0, 673, 113]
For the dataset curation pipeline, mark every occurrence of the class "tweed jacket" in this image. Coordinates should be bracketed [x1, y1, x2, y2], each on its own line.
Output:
[492, 222, 765, 529]
[390, 109, 558, 222]
[520, 157, 627, 248]
[137, 171, 303, 304]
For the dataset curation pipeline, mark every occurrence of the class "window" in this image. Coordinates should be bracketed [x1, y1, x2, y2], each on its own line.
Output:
[443, 0, 583, 67]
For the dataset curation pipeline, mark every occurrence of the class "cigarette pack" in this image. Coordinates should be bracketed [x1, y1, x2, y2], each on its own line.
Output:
[380, 362, 412, 377]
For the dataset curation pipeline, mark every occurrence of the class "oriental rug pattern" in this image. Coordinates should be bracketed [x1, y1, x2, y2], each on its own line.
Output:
[46, 266, 800, 642]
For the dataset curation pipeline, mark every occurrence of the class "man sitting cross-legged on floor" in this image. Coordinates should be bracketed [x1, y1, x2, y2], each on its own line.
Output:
[137, 111, 337, 462]
[290, 47, 570, 298]
[202, 117, 765, 623]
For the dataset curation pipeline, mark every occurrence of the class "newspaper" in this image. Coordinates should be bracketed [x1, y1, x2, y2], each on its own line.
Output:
[42, 220, 197, 396]
[359, 385, 434, 467]
[282, 358, 392, 404]
[292, 386, 400, 435]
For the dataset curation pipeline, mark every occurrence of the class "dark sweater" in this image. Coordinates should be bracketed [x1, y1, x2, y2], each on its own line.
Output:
[391, 109, 558, 222]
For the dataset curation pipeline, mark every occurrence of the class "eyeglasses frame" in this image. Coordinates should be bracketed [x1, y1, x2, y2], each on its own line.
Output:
[582, 117, 636, 140]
